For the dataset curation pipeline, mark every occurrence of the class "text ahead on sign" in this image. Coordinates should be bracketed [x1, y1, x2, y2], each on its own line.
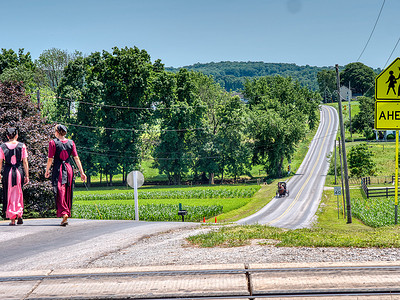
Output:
[376, 57, 400, 100]
[375, 101, 400, 129]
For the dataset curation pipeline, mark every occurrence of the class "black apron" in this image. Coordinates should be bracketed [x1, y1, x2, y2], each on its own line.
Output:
[51, 139, 74, 203]
[1, 143, 25, 218]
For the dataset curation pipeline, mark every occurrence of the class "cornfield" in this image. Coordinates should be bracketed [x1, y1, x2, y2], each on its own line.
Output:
[351, 197, 396, 227]
[72, 203, 223, 222]
[74, 186, 259, 201]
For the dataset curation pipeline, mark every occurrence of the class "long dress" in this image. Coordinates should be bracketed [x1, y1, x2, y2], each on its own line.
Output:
[48, 138, 77, 217]
[0, 142, 27, 219]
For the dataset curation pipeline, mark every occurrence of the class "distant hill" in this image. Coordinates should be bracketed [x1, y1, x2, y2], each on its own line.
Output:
[165, 61, 330, 92]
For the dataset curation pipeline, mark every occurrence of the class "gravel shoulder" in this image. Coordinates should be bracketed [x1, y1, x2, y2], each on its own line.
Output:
[88, 225, 400, 268]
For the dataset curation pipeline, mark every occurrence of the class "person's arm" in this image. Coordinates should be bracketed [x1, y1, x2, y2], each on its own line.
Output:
[73, 156, 87, 182]
[23, 157, 29, 184]
[45, 158, 53, 179]
[0, 159, 3, 181]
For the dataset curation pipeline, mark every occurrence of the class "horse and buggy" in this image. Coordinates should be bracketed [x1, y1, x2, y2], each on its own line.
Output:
[276, 181, 289, 198]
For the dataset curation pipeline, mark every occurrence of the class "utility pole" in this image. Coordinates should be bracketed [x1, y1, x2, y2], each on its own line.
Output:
[36, 88, 41, 113]
[334, 138, 337, 185]
[348, 81, 352, 140]
[336, 64, 352, 223]
[338, 137, 346, 219]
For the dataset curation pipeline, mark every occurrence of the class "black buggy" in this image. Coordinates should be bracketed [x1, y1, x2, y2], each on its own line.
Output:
[276, 181, 289, 198]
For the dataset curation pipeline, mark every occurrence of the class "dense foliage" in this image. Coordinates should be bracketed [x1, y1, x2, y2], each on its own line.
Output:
[166, 61, 328, 91]
[340, 62, 376, 97]
[348, 143, 375, 177]
[244, 76, 321, 177]
[0, 81, 54, 218]
[351, 96, 375, 139]
[0, 46, 326, 185]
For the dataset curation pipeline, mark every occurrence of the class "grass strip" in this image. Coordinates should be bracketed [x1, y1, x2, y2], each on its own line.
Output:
[187, 188, 400, 248]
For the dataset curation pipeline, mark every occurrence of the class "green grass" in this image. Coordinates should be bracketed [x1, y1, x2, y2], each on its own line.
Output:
[187, 188, 400, 248]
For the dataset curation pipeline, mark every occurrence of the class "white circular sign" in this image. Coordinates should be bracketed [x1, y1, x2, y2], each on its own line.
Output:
[127, 171, 144, 188]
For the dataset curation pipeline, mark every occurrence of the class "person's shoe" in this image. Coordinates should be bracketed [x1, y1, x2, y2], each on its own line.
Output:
[61, 215, 68, 226]
[17, 217, 23, 225]
[9, 219, 16, 226]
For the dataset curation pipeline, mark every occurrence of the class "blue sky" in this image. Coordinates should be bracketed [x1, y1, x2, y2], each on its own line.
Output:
[1, 0, 399, 69]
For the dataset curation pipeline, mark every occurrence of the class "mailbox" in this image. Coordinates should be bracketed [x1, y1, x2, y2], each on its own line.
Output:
[178, 210, 187, 222]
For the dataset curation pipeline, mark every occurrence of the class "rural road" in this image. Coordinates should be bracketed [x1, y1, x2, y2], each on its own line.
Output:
[0, 218, 198, 272]
[237, 105, 339, 229]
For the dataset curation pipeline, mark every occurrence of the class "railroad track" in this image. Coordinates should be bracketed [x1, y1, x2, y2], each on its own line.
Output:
[3, 264, 400, 299]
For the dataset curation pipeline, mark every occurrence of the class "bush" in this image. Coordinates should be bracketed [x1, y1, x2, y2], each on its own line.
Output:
[387, 133, 395, 140]
[23, 182, 56, 218]
[348, 143, 375, 177]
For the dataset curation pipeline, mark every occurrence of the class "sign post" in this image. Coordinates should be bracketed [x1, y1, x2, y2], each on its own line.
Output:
[127, 171, 144, 221]
[396, 131, 399, 224]
[375, 57, 400, 224]
[334, 186, 342, 219]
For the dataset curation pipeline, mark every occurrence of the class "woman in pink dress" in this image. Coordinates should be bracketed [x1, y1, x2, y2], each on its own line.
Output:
[0, 127, 29, 225]
[45, 125, 86, 226]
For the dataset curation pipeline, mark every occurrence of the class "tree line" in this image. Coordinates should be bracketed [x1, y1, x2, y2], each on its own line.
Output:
[1, 46, 380, 185]
[0, 47, 322, 185]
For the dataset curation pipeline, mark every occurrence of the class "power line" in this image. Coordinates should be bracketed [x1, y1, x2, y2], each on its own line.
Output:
[77, 148, 220, 160]
[357, 0, 385, 62]
[76, 145, 208, 156]
[53, 121, 218, 133]
[49, 119, 244, 133]
[54, 96, 207, 110]
[383, 36, 400, 68]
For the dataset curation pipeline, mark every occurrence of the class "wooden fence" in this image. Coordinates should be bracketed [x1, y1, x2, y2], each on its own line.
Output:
[361, 177, 400, 198]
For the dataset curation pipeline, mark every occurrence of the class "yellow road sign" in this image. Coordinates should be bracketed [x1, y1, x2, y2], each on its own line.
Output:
[376, 57, 400, 100]
[375, 101, 400, 129]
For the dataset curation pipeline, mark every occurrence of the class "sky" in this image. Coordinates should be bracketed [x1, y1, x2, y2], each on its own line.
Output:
[1, 0, 399, 70]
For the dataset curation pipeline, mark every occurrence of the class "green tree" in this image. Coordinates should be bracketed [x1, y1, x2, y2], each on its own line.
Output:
[153, 69, 202, 185]
[317, 69, 336, 102]
[351, 96, 375, 139]
[100, 47, 154, 183]
[58, 47, 159, 185]
[37, 87, 57, 120]
[0, 65, 36, 91]
[215, 95, 252, 181]
[36, 48, 82, 92]
[0, 48, 35, 75]
[190, 71, 252, 183]
[57, 55, 102, 186]
[348, 143, 375, 177]
[340, 62, 376, 97]
[244, 76, 318, 177]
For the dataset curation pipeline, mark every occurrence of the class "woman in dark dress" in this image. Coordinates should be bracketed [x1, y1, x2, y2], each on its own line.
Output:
[0, 127, 29, 225]
[45, 125, 86, 226]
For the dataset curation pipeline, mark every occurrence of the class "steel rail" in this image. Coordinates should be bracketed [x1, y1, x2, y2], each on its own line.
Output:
[2, 264, 400, 282]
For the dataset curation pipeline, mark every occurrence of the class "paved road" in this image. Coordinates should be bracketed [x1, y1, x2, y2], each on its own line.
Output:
[0, 218, 198, 272]
[237, 105, 339, 228]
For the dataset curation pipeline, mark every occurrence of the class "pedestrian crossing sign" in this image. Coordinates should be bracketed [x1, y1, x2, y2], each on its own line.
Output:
[376, 57, 400, 100]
